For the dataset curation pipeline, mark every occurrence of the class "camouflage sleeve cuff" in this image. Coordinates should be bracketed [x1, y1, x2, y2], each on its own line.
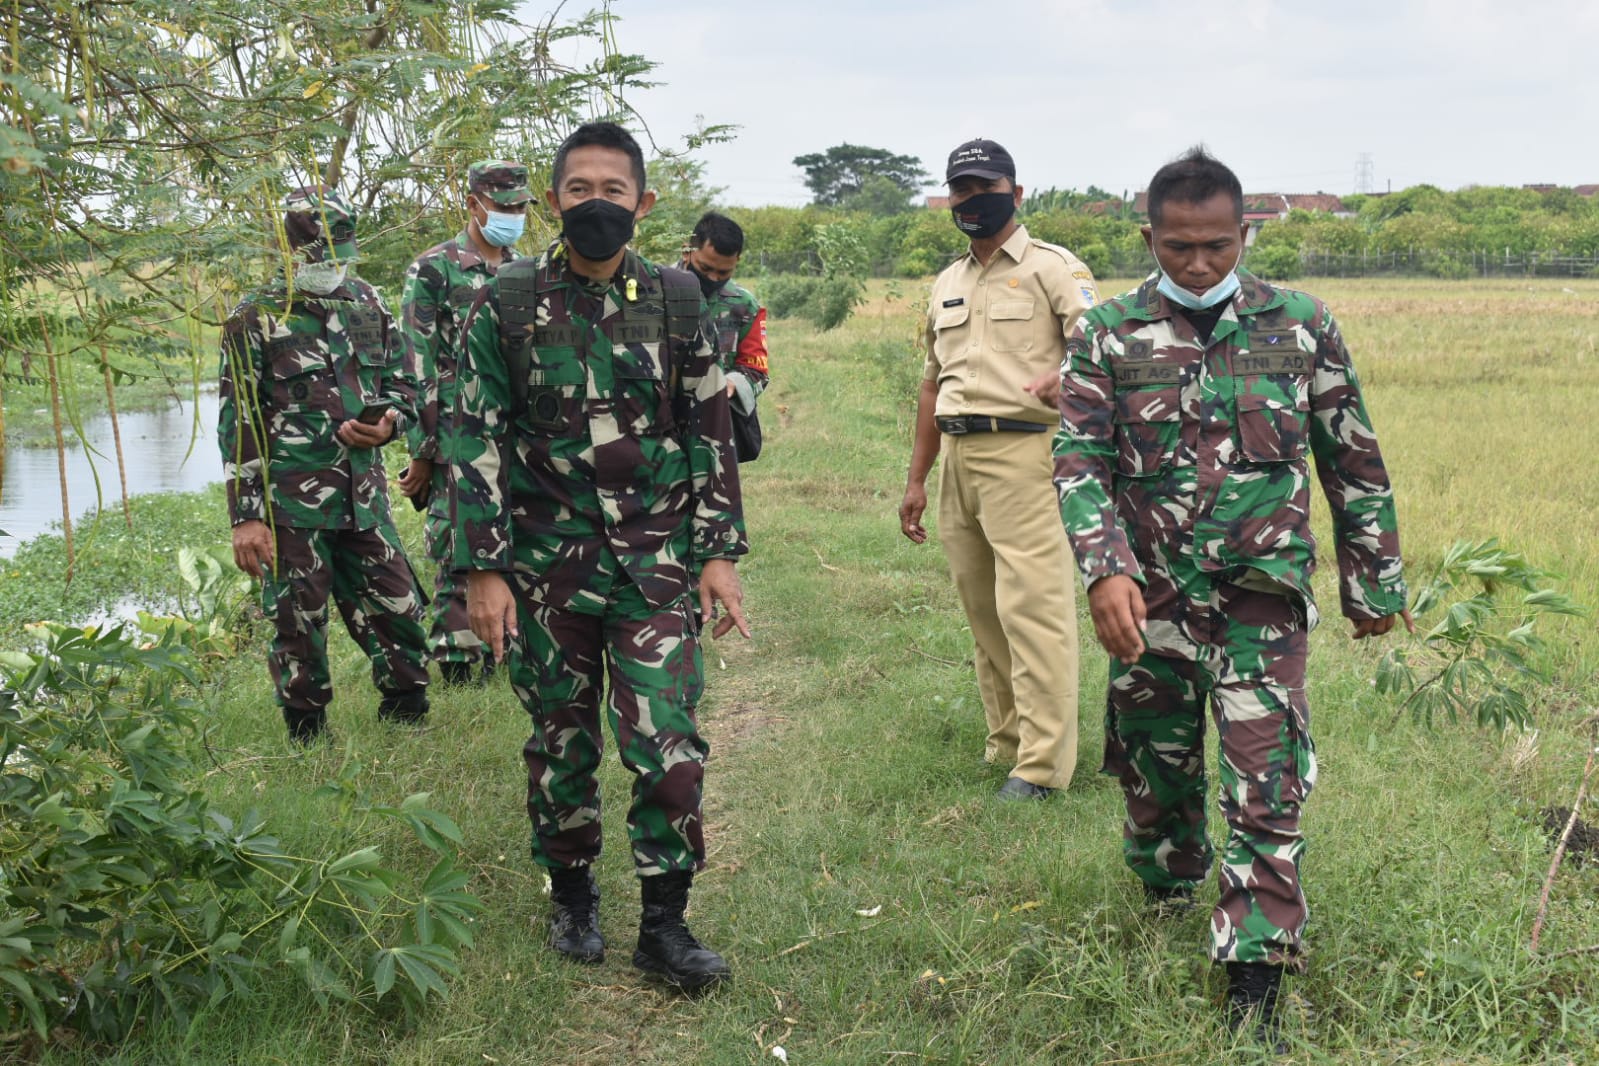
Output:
[694, 525, 749, 561]
[1344, 575, 1408, 620]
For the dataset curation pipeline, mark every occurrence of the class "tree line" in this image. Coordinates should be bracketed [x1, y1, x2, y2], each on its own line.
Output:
[732, 174, 1599, 284]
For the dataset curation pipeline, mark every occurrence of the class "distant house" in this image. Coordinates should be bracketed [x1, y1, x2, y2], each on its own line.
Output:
[1126, 191, 1348, 239]
[1570, 184, 1598, 197]
[925, 195, 950, 210]
[1239, 193, 1351, 244]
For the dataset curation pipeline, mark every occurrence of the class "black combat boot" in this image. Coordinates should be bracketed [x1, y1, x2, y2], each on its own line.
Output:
[547, 866, 605, 963]
[1143, 881, 1197, 917]
[283, 705, 328, 746]
[377, 687, 429, 724]
[438, 660, 475, 686]
[1225, 961, 1288, 1054]
[633, 871, 731, 993]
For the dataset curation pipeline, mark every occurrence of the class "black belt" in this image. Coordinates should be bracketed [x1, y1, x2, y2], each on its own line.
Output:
[936, 415, 1051, 436]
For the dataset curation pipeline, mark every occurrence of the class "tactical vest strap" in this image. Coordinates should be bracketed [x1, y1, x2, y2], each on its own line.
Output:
[496, 258, 703, 415]
[656, 264, 703, 395]
[498, 260, 544, 415]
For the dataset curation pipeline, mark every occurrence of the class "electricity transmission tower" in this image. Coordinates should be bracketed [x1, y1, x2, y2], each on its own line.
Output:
[1354, 153, 1375, 194]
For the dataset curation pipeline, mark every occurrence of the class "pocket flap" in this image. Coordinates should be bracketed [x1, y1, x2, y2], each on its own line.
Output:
[1114, 386, 1181, 424]
[933, 306, 970, 330]
[989, 298, 1034, 321]
[1236, 390, 1309, 413]
[523, 360, 587, 387]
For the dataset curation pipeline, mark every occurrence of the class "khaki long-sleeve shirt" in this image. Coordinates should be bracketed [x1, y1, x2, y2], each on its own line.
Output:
[923, 224, 1098, 424]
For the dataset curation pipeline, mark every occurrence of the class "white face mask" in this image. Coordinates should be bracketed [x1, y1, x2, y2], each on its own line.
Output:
[295, 262, 348, 295]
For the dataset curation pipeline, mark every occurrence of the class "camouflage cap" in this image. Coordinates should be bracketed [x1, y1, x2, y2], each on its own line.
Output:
[283, 184, 359, 263]
[468, 160, 533, 207]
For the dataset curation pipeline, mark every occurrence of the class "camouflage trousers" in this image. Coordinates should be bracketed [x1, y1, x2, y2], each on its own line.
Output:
[1102, 573, 1315, 967]
[262, 523, 430, 720]
[505, 563, 709, 876]
[423, 505, 486, 665]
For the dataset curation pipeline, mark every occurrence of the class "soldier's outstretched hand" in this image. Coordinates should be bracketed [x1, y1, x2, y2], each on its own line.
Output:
[699, 558, 751, 639]
[1352, 608, 1415, 640]
[466, 570, 519, 661]
[1088, 574, 1147, 665]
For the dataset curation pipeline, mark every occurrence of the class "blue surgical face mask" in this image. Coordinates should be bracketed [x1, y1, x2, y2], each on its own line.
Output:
[1156, 251, 1242, 310]
[478, 203, 526, 248]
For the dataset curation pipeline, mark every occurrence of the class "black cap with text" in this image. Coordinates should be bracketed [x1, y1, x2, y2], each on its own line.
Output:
[945, 139, 1016, 183]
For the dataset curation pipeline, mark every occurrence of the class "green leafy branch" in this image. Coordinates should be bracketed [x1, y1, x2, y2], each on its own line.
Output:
[0, 623, 482, 1043]
[1374, 539, 1586, 729]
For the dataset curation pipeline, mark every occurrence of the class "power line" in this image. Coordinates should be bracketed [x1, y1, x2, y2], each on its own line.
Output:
[1355, 153, 1375, 195]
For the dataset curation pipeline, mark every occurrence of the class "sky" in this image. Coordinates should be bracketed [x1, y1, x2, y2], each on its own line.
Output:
[539, 0, 1599, 206]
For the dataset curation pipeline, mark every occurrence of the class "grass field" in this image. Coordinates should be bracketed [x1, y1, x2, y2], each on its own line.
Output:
[10, 276, 1599, 1064]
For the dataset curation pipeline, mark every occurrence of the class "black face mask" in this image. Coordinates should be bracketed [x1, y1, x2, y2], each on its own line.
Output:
[688, 264, 727, 298]
[560, 198, 636, 261]
[950, 191, 1016, 239]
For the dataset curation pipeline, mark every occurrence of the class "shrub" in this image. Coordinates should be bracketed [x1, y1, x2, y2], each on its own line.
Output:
[0, 623, 482, 1042]
[1248, 244, 1303, 281]
[761, 274, 825, 320]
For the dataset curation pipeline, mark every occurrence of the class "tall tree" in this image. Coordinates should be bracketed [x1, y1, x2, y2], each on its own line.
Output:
[792, 143, 929, 213]
[0, 0, 715, 567]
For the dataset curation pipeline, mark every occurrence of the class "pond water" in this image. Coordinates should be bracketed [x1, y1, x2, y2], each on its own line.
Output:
[0, 391, 222, 557]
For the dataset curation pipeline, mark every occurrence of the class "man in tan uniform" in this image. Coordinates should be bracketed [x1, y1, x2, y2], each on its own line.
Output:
[899, 138, 1098, 800]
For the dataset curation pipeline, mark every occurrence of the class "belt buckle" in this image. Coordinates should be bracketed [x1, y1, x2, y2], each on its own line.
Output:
[942, 417, 968, 436]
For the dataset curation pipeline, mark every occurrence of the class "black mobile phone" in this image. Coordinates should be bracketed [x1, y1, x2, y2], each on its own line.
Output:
[356, 400, 393, 424]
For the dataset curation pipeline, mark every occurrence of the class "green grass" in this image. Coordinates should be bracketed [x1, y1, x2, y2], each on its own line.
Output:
[8, 277, 1598, 1064]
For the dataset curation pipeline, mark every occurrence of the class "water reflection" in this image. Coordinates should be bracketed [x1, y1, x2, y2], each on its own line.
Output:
[0, 391, 221, 556]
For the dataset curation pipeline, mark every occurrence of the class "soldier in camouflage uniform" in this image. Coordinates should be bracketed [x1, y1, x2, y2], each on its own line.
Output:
[218, 184, 430, 744]
[450, 122, 749, 993]
[1052, 148, 1412, 1047]
[679, 211, 769, 460]
[398, 160, 533, 685]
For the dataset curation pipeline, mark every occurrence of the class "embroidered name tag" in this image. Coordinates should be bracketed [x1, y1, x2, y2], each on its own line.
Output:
[612, 321, 665, 345]
[1233, 351, 1308, 375]
[942, 297, 965, 308]
[533, 325, 582, 348]
[1112, 358, 1182, 386]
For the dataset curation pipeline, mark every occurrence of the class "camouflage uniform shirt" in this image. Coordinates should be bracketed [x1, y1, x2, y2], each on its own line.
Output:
[402, 231, 513, 466]
[451, 242, 746, 609]
[704, 279, 769, 410]
[218, 279, 417, 530]
[1053, 269, 1406, 626]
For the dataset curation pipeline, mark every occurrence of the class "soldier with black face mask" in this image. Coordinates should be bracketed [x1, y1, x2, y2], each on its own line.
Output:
[898, 138, 1099, 803]
[450, 121, 749, 995]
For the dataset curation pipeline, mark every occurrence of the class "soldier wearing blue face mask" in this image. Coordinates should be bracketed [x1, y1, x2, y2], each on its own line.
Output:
[398, 160, 534, 686]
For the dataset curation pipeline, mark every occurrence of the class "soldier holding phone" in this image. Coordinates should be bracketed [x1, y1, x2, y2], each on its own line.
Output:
[218, 184, 431, 743]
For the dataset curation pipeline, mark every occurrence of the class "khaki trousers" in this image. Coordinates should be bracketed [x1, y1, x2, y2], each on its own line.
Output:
[937, 430, 1079, 790]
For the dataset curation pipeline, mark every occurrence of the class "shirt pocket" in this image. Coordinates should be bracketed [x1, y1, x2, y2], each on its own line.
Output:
[1113, 386, 1181, 477]
[987, 297, 1035, 353]
[931, 304, 971, 354]
[521, 359, 587, 437]
[612, 343, 676, 437]
[1235, 376, 1311, 462]
[266, 340, 335, 415]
